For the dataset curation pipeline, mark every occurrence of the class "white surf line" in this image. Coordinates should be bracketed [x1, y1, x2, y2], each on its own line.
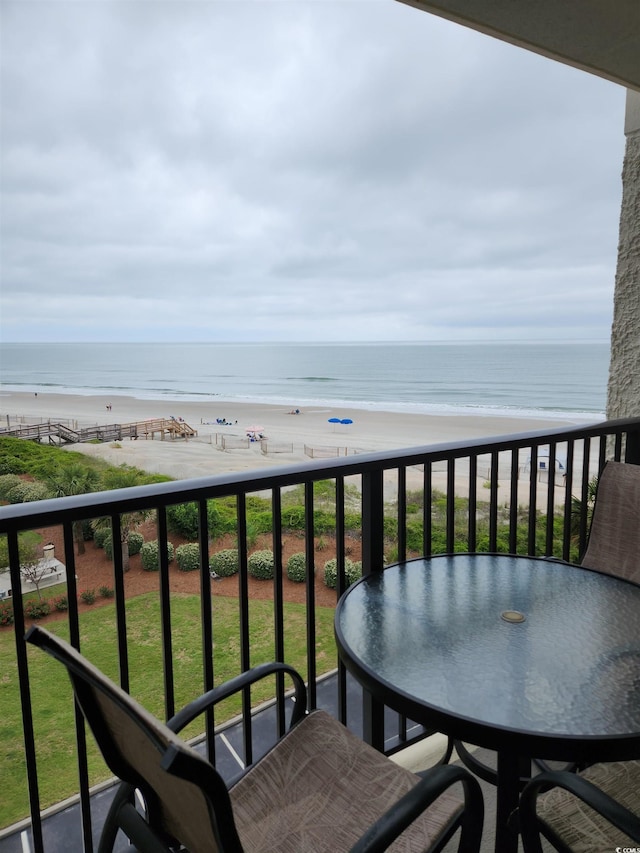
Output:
[220, 732, 245, 771]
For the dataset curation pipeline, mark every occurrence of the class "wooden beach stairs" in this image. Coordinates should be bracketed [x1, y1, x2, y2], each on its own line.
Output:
[0, 418, 197, 445]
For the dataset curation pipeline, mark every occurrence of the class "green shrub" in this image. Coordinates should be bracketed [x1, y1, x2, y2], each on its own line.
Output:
[140, 540, 175, 572]
[323, 557, 360, 590]
[176, 543, 200, 572]
[250, 511, 274, 535]
[127, 531, 144, 556]
[0, 455, 27, 474]
[209, 549, 239, 578]
[93, 527, 111, 549]
[5, 480, 52, 504]
[166, 501, 222, 540]
[0, 601, 14, 626]
[53, 596, 68, 612]
[80, 589, 96, 605]
[247, 549, 274, 580]
[99, 586, 114, 598]
[286, 552, 309, 583]
[25, 599, 51, 619]
[282, 506, 305, 530]
[104, 531, 144, 560]
[0, 474, 24, 502]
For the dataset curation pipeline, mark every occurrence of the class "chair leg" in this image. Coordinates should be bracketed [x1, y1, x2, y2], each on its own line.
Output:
[98, 783, 137, 853]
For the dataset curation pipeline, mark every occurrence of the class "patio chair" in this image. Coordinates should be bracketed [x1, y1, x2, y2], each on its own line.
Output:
[518, 762, 640, 852]
[580, 460, 640, 583]
[26, 625, 484, 853]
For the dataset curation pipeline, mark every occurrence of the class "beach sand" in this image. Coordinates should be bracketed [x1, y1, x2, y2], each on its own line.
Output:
[1, 391, 596, 502]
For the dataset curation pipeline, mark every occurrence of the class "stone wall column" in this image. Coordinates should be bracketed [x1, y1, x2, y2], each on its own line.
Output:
[607, 90, 640, 419]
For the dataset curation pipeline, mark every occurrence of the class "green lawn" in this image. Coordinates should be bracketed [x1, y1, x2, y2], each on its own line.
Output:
[0, 593, 337, 829]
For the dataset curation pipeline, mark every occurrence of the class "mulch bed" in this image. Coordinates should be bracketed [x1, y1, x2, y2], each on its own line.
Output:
[13, 520, 363, 628]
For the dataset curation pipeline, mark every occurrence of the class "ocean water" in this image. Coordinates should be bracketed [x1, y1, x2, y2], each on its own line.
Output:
[0, 341, 608, 420]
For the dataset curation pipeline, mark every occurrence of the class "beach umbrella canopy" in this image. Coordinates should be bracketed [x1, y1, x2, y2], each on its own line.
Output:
[341, 418, 353, 425]
[328, 418, 341, 424]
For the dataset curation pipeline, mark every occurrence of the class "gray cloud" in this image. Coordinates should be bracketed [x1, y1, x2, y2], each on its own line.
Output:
[0, 0, 626, 343]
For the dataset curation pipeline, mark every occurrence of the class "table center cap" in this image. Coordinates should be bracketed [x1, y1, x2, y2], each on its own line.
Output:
[501, 610, 526, 623]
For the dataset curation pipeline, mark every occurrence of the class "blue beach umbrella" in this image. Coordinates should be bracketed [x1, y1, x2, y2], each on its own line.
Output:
[341, 418, 353, 425]
[328, 417, 341, 432]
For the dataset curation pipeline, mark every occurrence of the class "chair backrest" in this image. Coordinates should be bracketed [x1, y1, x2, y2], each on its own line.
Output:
[26, 625, 243, 853]
[581, 461, 640, 584]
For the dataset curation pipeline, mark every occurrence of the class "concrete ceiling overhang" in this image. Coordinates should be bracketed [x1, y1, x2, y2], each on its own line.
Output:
[397, 0, 640, 91]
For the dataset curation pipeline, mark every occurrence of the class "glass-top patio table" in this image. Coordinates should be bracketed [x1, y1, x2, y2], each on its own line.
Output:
[334, 553, 640, 853]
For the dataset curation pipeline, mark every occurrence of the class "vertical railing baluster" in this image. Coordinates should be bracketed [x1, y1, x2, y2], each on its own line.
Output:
[158, 506, 175, 722]
[625, 427, 640, 463]
[562, 441, 575, 562]
[544, 444, 557, 556]
[527, 446, 538, 555]
[237, 494, 252, 766]
[10, 529, 44, 853]
[468, 455, 477, 552]
[111, 513, 129, 692]
[196, 499, 216, 761]
[614, 432, 623, 461]
[304, 482, 317, 710]
[336, 473, 349, 728]
[424, 463, 432, 557]
[335, 476, 347, 596]
[446, 460, 455, 554]
[489, 451, 499, 551]
[361, 469, 384, 574]
[509, 450, 519, 554]
[397, 467, 407, 562]
[578, 439, 592, 558]
[272, 488, 286, 736]
[63, 520, 93, 853]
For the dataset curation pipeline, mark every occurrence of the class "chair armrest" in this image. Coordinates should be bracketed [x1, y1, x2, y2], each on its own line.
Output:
[349, 764, 484, 853]
[519, 770, 640, 851]
[167, 662, 308, 734]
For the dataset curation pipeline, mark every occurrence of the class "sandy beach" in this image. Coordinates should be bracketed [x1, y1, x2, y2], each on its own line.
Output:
[0, 391, 597, 495]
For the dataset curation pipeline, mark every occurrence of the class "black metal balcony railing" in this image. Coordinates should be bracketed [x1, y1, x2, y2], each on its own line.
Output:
[1, 417, 639, 852]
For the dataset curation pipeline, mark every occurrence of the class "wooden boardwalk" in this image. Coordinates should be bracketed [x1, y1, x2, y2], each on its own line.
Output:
[0, 418, 197, 445]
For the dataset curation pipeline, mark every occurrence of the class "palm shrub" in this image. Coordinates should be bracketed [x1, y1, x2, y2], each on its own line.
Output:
[286, 552, 308, 583]
[93, 527, 111, 549]
[247, 549, 274, 580]
[323, 557, 361, 590]
[209, 549, 239, 577]
[140, 540, 175, 572]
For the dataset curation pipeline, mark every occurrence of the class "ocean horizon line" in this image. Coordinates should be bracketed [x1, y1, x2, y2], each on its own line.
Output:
[0, 338, 612, 347]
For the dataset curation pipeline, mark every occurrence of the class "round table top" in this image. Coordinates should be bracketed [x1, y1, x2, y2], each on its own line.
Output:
[335, 554, 640, 759]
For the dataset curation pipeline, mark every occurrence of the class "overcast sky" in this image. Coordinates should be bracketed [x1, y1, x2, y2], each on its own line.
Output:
[0, 0, 628, 344]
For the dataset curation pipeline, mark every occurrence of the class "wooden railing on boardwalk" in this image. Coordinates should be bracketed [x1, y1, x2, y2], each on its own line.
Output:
[0, 418, 197, 445]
